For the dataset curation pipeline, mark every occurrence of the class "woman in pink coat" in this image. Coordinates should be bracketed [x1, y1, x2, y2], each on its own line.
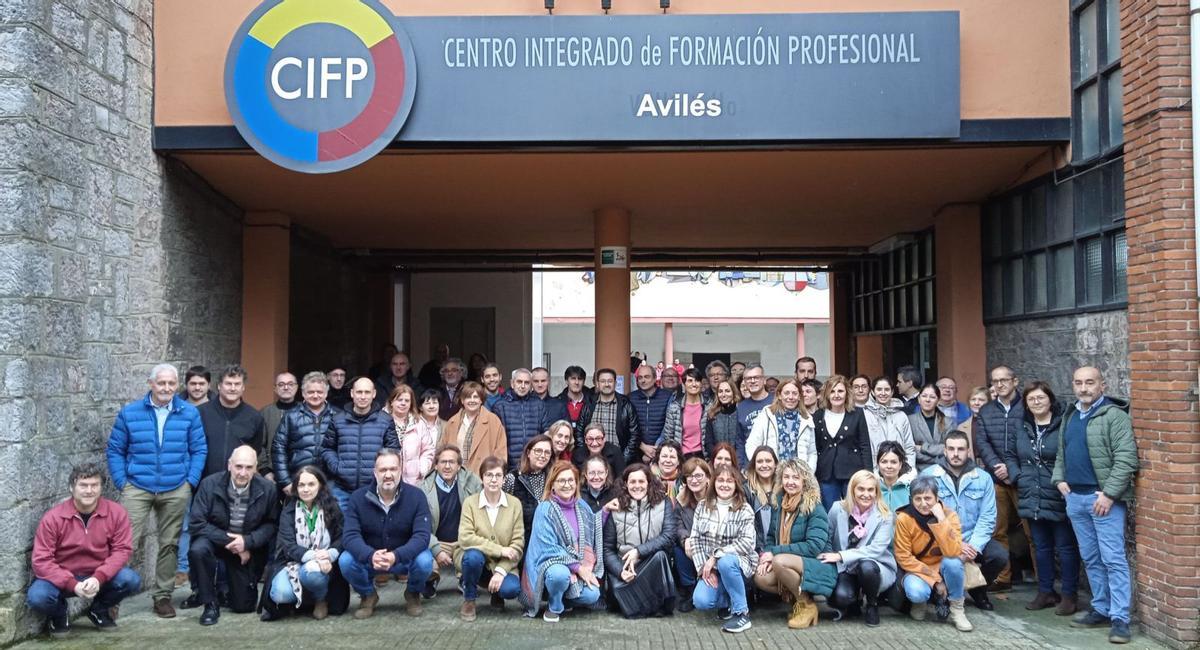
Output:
[384, 384, 435, 485]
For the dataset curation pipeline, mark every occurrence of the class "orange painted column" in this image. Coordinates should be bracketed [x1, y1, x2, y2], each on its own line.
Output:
[241, 212, 291, 408]
[934, 205, 987, 390]
[594, 207, 632, 393]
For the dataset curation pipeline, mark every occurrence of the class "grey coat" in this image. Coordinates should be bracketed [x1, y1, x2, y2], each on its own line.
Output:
[826, 501, 897, 592]
[908, 411, 956, 471]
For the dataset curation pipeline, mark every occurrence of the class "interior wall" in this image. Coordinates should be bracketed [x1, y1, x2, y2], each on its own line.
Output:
[408, 272, 533, 377]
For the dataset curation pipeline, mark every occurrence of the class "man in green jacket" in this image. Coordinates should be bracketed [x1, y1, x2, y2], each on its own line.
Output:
[1052, 366, 1137, 645]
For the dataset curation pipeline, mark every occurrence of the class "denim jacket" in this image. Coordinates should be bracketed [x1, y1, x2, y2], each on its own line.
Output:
[920, 459, 996, 550]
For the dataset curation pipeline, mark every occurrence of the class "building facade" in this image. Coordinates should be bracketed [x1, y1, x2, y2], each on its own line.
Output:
[0, 0, 1196, 645]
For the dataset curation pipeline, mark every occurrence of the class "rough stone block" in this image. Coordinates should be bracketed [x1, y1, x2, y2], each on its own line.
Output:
[49, 2, 85, 52]
[0, 241, 53, 298]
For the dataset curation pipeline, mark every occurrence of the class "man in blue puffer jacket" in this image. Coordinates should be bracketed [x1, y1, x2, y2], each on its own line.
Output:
[321, 377, 398, 511]
[106, 363, 207, 619]
[493, 368, 551, 469]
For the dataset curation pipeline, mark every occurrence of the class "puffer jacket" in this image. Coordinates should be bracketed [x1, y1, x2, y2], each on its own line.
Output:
[659, 395, 712, 454]
[494, 391, 551, 467]
[272, 403, 337, 488]
[1006, 403, 1067, 522]
[574, 393, 641, 463]
[630, 387, 673, 445]
[390, 414, 435, 487]
[107, 393, 207, 493]
[1051, 396, 1138, 502]
[975, 397, 1025, 484]
[320, 407, 398, 493]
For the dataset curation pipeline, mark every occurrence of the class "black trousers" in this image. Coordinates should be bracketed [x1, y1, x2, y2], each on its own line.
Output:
[829, 560, 884, 609]
[189, 536, 265, 612]
[968, 539, 1009, 597]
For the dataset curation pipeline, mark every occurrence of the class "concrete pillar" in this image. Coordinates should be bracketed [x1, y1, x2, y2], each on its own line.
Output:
[594, 207, 632, 391]
[795, 323, 806, 361]
[241, 212, 291, 407]
[663, 322, 674, 368]
[934, 205, 987, 390]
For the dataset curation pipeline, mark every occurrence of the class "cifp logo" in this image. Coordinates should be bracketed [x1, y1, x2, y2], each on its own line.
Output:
[225, 0, 416, 174]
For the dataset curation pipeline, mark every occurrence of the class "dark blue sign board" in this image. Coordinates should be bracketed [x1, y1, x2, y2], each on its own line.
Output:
[396, 12, 960, 142]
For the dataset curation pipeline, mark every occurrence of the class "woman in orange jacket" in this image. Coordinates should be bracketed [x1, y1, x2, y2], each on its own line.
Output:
[893, 475, 972, 632]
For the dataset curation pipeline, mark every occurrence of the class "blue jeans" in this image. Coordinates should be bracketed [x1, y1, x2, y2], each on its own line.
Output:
[903, 557, 965, 602]
[543, 564, 601, 615]
[269, 564, 332, 604]
[1029, 518, 1080, 596]
[819, 480, 848, 512]
[691, 554, 749, 615]
[1066, 491, 1131, 623]
[459, 549, 520, 601]
[177, 500, 192, 573]
[339, 549, 434, 596]
[673, 544, 696, 588]
[26, 567, 142, 617]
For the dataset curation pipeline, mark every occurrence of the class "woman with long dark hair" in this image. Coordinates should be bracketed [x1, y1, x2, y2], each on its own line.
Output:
[875, 441, 913, 514]
[705, 379, 741, 457]
[688, 465, 759, 634]
[651, 441, 683, 501]
[743, 446, 778, 547]
[263, 466, 347, 620]
[909, 384, 955, 471]
[503, 434, 554, 548]
[603, 464, 678, 618]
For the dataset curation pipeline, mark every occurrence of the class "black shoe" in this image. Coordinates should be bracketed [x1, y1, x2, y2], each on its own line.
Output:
[180, 593, 203, 609]
[259, 607, 282, 622]
[47, 613, 70, 638]
[1109, 620, 1132, 644]
[864, 605, 880, 627]
[86, 607, 117, 630]
[490, 593, 506, 610]
[677, 597, 694, 613]
[969, 588, 994, 611]
[199, 604, 220, 626]
[717, 607, 733, 620]
[422, 581, 438, 599]
[1072, 609, 1111, 628]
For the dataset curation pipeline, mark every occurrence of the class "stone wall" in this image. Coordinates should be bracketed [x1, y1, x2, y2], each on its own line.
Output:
[985, 310, 1131, 398]
[0, 0, 242, 641]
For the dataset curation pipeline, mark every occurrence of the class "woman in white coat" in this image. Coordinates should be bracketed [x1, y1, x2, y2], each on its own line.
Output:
[744, 379, 816, 471]
[861, 376, 917, 484]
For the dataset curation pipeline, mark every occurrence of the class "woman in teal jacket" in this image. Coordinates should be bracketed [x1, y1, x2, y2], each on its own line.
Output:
[751, 459, 836, 629]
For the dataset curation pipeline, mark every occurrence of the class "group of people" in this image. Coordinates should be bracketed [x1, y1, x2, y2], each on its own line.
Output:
[27, 352, 1137, 644]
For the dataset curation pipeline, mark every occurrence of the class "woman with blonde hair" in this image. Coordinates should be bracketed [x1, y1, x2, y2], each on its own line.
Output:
[821, 469, 897, 627]
[744, 378, 816, 468]
[752, 459, 836, 629]
[546, 420, 574, 463]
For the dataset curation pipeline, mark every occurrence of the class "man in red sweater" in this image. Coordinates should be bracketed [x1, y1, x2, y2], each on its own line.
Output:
[28, 462, 140, 637]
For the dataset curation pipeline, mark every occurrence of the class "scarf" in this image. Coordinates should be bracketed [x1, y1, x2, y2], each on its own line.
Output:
[285, 501, 329, 605]
[898, 504, 937, 535]
[777, 410, 801, 461]
[457, 412, 479, 461]
[778, 491, 803, 545]
[552, 494, 581, 541]
[520, 496, 604, 616]
[849, 503, 871, 546]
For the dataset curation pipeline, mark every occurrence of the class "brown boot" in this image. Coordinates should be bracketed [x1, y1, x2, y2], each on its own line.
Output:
[788, 594, 817, 629]
[153, 598, 176, 619]
[1026, 591, 1061, 611]
[460, 600, 477, 622]
[405, 590, 424, 617]
[353, 593, 379, 620]
[1055, 593, 1079, 616]
[312, 600, 328, 620]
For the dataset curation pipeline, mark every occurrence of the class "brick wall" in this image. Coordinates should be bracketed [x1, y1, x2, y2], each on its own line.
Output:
[0, 0, 242, 641]
[1121, 0, 1200, 646]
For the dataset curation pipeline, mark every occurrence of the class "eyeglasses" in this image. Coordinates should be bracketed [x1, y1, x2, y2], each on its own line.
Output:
[276, 382, 298, 388]
[437, 459, 460, 465]
[530, 448, 552, 457]
[686, 474, 708, 482]
[1026, 395, 1048, 403]
[585, 471, 607, 478]
[553, 478, 576, 486]
[990, 377, 1014, 385]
